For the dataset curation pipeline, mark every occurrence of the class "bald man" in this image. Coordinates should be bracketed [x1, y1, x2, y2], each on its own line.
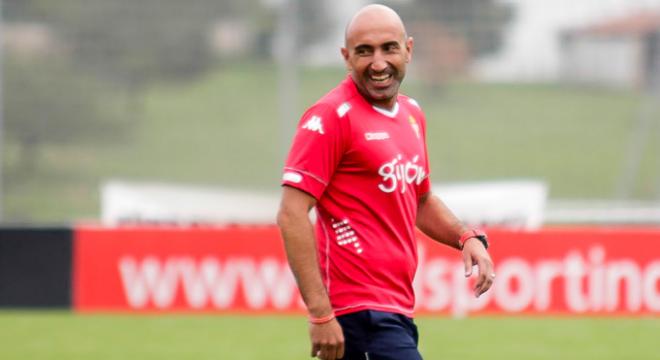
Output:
[277, 4, 494, 360]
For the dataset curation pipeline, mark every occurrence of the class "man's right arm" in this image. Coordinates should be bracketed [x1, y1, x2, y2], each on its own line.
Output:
[277, 185, 333, 316]
[276, 185, 344, 359]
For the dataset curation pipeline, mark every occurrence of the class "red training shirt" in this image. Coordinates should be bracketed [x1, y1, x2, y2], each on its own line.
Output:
[282, 76, 431, 317]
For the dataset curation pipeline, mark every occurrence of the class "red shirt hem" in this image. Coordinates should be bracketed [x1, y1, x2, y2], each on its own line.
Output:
[334, 303, 415, 318]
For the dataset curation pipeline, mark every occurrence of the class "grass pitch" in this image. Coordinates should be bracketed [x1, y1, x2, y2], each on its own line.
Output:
[1, 311, 658, 359]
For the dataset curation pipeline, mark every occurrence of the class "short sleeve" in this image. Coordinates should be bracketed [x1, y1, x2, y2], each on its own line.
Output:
[282, 103, 346, 200]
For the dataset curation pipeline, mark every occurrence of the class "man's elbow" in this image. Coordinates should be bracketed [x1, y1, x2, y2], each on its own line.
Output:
[276, 206, 291, 229]
[277, 203, 304, 230]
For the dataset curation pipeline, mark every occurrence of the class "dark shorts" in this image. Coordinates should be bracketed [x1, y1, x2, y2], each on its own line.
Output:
[336, 310, 423, 360]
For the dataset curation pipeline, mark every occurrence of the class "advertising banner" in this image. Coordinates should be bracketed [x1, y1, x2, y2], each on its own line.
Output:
[73, 226, 660, 315]
[101, 180, 547, 229]
[0, 228, 73, 308]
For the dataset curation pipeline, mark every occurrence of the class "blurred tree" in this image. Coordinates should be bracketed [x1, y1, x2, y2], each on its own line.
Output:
[4, 56, 127, 177]
[392, 0, 513, 92]
[6, 0, 269, 120]
[398, 0, 513, 57]
[298, 1, 333, 50]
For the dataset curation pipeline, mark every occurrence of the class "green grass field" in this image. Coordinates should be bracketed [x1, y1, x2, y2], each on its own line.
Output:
[1, 311, 659, 359]
[3, 63, 659, 221]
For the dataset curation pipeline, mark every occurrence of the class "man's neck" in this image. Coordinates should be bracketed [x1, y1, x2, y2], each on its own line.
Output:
[371, 102, 400, 118]
[371, 98, 398, 111]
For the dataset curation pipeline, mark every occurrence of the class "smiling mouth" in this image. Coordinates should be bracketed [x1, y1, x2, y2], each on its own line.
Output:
[370, 73, 392, 83]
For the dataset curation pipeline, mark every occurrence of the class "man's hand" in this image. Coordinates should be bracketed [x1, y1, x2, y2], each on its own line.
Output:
[309, 319, 344, 359]
[462, 238, 495, 297]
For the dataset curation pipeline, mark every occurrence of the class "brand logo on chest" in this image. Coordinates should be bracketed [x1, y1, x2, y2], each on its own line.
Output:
[364, 132, 390, 141]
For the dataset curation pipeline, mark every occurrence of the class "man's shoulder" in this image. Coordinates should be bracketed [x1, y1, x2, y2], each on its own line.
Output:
[308, 77, 359, 120]
[398, 93, 426, 122]
[398, 94, 423, 112]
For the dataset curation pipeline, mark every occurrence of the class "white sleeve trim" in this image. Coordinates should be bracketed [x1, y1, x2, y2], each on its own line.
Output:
[283, 167, 328, 186]
[336, 102, 351, 118]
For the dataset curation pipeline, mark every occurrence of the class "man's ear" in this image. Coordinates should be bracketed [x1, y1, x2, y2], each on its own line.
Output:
[406, 37, 414, 63]
[341, 47, 352, 71]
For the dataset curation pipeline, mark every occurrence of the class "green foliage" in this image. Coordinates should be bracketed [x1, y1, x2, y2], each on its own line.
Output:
[4, 56, 128, 177]
[34, 0, 215, 86]
[5, 0, 268, 87]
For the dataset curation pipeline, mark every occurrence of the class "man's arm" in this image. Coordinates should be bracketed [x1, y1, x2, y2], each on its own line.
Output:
[276, 186, 344, 360]
[416, 192, 495, 297]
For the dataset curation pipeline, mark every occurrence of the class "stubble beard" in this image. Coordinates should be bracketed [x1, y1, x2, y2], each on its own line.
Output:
[354, 68, 405, 108]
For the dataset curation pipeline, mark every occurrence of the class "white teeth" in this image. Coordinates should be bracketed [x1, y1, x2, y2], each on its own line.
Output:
[371, 74, 390, 81]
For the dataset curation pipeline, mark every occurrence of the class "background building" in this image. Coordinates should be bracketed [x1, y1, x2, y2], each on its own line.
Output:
[560, 12, 660, 90]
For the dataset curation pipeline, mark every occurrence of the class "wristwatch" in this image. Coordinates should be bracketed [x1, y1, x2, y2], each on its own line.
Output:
[458, 229, 489, 250]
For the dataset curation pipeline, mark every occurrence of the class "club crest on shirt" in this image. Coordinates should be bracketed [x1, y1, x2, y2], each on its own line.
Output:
[302, 115, 325, 134]
[408, 115, 420, 139]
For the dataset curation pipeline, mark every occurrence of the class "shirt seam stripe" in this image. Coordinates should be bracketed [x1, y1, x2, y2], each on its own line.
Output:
[318, 211, 332, 292]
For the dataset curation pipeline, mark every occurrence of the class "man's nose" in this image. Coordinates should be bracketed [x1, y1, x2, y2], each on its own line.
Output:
[370, 52, 388, 72]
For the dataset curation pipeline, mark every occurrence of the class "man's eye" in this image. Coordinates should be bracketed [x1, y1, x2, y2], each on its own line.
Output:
[384, 44, 398, 52]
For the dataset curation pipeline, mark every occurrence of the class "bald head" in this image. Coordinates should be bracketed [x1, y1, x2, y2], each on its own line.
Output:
[340, 4, 413, 109]
[345, 4, 407, 47]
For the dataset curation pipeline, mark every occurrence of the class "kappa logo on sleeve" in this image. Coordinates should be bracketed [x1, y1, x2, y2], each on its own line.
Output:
[302, 115, 325, 134]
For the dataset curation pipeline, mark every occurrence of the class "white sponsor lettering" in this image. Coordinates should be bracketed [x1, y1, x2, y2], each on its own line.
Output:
[302, 115, 324, 134]
[564, 251, 589, 312]
[495, 259, 535, 312]
[378, 154, 426, 194]
[588, 247, 606, 311]
[365, 132, 390, 141]
[533, 260, 563, 310]
[605, 260, 642, 311]
[118, 256, 298, 309]
[119, 256, 180, 309]
[117, 247, 660, 314]
[417, 246, 660, 315]
[282, 172, 302, 183]
[643, 262, 660, 311]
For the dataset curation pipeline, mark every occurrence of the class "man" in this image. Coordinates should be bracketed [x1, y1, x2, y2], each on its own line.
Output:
[277, 4, 494, 360]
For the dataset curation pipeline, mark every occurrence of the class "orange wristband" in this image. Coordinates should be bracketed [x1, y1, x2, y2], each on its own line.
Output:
[309, 312, 335, 325]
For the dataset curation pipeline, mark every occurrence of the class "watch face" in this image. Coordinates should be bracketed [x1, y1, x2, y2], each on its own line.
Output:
[476, 235, 489, 249]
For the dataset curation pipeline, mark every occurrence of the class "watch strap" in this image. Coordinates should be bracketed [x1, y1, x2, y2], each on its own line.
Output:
[458, 229, 488, 250]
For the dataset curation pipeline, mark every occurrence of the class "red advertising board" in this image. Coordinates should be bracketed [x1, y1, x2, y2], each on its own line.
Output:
[73, 226, 660, 315]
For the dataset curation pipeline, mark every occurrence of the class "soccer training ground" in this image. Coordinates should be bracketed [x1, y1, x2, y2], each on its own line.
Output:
[1, 311, 658, 359]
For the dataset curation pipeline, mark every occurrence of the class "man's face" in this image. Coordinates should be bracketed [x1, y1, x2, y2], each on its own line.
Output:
[342, 20, 413, 109]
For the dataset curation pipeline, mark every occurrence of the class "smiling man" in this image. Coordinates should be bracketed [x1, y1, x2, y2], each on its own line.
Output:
[277, 4, 494, 360]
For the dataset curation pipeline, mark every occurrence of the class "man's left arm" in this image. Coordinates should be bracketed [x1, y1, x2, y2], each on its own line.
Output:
[416, 192, 495, 297]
